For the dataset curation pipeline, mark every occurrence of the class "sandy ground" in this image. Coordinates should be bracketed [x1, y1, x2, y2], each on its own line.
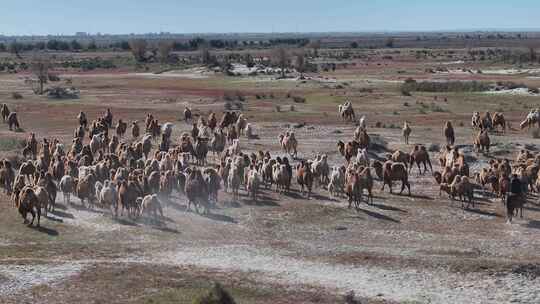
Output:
[2, 50, 540, 303]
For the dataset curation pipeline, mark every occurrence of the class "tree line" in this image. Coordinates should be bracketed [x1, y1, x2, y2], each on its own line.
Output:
[0, 37, 312, 55]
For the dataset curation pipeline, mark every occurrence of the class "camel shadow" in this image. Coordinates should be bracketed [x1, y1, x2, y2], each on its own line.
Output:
[202, 212, 236, 224]
[524, 205, 540, 213]
[465, 208, 500, 217]
[474, 195, 494, 204]
[311, 193, 339, 202]
[475, 190, 498, 199]
[167, 200, 188, 212]
[370, 202, 407, 213]
[152, 225, 181, 234]
[524, 220, 540, 229]
[50, 209, 75, 219]
[408, 194, 434, 200]
[356, 207, 400, 223]
[53, 203, 68, 210]
[158, 215, 175, 223]
[30, 225, 59, 236]
[113, 218, 139, 227]
[221, 200, 242, 208]
[45, 215, 64, 223]
[285, 191, 305, 200]
[244, 195, 280, 207]
[69, 204, 106, 215]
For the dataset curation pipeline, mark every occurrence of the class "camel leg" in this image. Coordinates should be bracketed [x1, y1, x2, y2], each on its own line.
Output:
[36, 208, 41, 227]
[28, 210, 35, 226]
[399, 180, 405, 195]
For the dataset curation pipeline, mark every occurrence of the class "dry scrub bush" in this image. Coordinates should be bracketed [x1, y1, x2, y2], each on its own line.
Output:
[193, 282, 236, 304]
[402, 78, 490, 93]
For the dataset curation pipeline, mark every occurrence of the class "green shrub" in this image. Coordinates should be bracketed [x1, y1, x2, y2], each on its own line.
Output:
[401, 87, 412, 96]
[292, 96, 306, 103]
[193, 283, 236, 304]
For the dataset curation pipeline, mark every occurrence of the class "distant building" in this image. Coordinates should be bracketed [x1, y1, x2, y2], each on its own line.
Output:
[75, 32, 88, 37]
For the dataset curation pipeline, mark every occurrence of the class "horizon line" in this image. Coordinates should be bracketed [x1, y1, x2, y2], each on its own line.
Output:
[2, 28, 540, 37]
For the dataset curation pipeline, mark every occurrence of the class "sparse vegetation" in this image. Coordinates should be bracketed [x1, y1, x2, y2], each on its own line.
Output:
[157, 40, 174, 63]
[292, 96, 306, 103]
[129, 39, 148, 62]
[0, 137, 24, 151]
[30, 53, 51, 95]
[193, 282, 236, 304]
[273, 47, 290, 78]
[402, 78, 490, 93]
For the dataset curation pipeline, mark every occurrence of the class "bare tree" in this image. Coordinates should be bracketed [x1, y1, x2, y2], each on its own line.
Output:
[30, 53, 51, 95]
[529, 47, 537, 62]
[9, 40, 24, 59]
[273, 47, 290, 78]
[157, 40, 174, 63]
[129, 39, 148, 62]
[385, 37, 395, 48]
[295, 51, 307, 77]
[200, 47, 214, 66]
[309, 40, 321, 57]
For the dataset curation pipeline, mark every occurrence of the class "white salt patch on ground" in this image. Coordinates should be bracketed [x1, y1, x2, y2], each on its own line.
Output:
[484, 88, 538, 96]
[481, 68, 540, 75]
[440, 60, 465, 65]
[436, 69, 474, 75]
[0, 263, 83, 296]
[159, 245, 540, 304]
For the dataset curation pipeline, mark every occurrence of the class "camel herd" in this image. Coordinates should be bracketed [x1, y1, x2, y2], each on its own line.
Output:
[333, 105, 535, 222]
[2, 100, 540, 228]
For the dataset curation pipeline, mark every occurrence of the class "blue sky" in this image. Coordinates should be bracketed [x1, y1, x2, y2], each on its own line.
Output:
[1, 0, 538, 35]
